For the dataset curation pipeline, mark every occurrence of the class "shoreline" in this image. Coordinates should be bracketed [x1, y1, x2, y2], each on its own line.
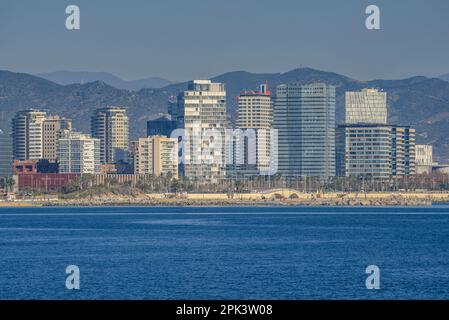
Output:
[1, 197, 443, 208]
[4, 191, 449, 207]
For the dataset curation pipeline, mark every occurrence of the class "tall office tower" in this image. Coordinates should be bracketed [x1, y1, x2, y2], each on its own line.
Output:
[236, 84, 272, 175]
[58, 131, 100, 174]
[177, 80, 227, 183]
[391, 126, 415, 176]
[0, 129, 13, 177]
[133, 135, 178, 177]
[42, 116, 72, 161]
[337, 124, 415, 178]
[345, 88, 387, 124]
[147, 115, 177, 137]
[91, 106, 129, 164]
[12, 109, 47, 161]
[273, 83, 336, 179]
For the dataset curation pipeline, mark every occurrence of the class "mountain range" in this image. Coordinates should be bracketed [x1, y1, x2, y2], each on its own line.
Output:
[1, 68, 449, 161]
[37, 71, 174, 90]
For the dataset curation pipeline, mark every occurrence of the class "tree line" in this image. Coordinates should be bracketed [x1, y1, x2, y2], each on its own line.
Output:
[9, 172, 449, 197]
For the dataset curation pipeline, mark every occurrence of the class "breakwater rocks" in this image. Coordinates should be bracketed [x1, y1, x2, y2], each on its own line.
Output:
[49, 199, 287, 207]
[299, 198, 432, 206]
[46, 195, 435, 207]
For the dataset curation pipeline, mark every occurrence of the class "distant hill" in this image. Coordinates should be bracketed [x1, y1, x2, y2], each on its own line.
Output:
[37, 71, 174, 90]
[439, 73, 449, 82]
[0, 70, 168, 142]
[1, 68, 449, 161]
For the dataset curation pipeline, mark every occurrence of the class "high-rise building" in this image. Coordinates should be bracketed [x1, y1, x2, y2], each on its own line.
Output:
[337, 124, 415, 178]
[12, 109, 47, 161]
[273, 83, 336, 179]
[391, 126, 415, 176]
[133, 135, 178, 177]
[58, 131, 100, 174]
[42, 116, 72, 161]
[345, 89, 387, 124]
[0, 129, 13, 177]
[91, 106, 129, 164]
[415, 144, 433, 166]
[177, 80, 227, 183]
[415, 144, 434, 174]
[147, 115, 177, 137]
[236, 84, 272, 175]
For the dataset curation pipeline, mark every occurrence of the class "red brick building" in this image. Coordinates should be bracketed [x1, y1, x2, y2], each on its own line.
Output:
[13, 160, 37, 174]
[17, 173, 80, 192]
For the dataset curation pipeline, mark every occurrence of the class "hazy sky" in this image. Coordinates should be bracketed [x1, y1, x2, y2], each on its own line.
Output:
[0, 0, 448, 81]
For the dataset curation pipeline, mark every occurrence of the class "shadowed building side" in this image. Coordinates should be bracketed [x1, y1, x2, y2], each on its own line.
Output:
[0, 129, 13, 177]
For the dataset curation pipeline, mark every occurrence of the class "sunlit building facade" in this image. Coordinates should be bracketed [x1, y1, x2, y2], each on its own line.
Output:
[42, 116, 72, 162]
[235, 84, 272, 175]
[12, 109, 47, 161]
[91, 106, 129, 164]
[345, 89, 387, 125]
[177, 80, 227, 183]
[58, 131, 100, 174]
[133, 135, 178, 177]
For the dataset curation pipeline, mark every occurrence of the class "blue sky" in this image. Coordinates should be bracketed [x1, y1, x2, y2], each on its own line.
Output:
[0, 0, 448, 81]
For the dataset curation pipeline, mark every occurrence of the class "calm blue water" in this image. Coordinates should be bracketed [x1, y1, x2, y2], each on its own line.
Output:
[1, 206, 449, 300]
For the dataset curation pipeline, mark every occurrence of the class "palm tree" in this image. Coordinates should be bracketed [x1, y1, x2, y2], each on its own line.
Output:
[170, 179, 180, 195]
[1, 177, 16, 193]
[0, 177, 6, 192]
[8, 177, 15, 192]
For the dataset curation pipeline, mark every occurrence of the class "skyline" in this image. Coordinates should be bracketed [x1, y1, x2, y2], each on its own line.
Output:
[2, 0, 449, 306]
[0, 0, 448, 81]
[5, 84, 416, 177]
[2, 64, 449, 162]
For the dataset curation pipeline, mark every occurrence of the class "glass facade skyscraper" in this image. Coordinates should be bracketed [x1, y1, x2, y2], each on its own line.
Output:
[273, 83, 336, 179]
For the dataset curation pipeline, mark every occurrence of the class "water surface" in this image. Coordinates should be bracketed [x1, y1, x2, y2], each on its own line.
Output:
[1, 206, 449, 299]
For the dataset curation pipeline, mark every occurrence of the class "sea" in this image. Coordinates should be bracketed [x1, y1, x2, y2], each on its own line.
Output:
[1, 205, 449, 300]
